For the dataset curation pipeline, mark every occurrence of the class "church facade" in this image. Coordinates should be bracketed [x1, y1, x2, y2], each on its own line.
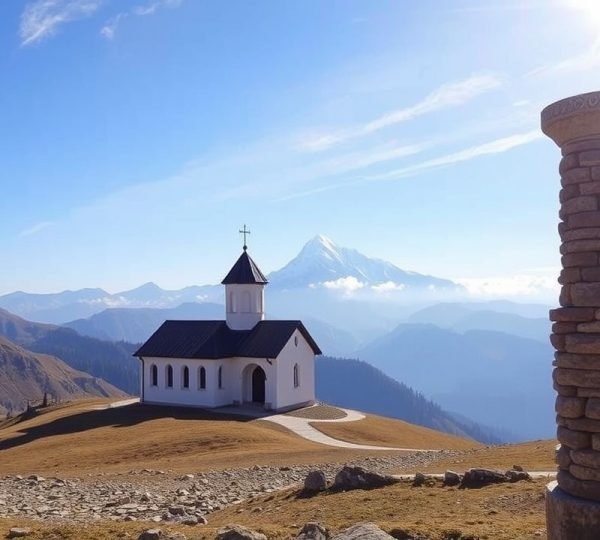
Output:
[134, 243, 321, 412]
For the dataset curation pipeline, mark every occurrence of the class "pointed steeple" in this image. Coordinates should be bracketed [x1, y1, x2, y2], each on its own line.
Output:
[221, 251, 268, 285]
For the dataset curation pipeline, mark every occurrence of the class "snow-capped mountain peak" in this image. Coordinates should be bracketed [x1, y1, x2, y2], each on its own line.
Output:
[268, 235, 460, 290]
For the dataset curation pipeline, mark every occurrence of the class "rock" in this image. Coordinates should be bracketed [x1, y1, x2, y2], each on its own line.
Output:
[216, 524, 267, 540]
[443, 470, 461, 487]
[331, 523, 394, 539]
[7, 529, 31, 539]
[296, 522, 329, 540]
[332, 466, 399, 491]
[182, 516, 198, 526]
[412, 472, 426, 487]
[138, 530, 162, 540]
[304, 470, 328, 493]
[168, 505, 185, 516]
[506, 469, 531, 482]
[460, 468, 508, 488]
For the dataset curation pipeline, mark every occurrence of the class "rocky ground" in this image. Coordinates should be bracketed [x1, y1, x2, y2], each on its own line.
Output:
[0, 451, 458, 525]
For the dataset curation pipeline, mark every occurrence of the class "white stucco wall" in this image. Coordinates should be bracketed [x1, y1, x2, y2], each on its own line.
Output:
[273, 330, 316, 410]
[225, 284, 265, 330]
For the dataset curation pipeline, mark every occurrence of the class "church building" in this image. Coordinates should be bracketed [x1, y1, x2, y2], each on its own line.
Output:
[134, 233, 321, 412]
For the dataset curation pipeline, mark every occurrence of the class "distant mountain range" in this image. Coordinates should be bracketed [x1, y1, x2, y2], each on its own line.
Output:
[316, 356, 501, 443]
[0, 235, 464, 325]
[0, 336, 125, 416]
[357, 323, 554, 441]
[0, 308, 140, 395]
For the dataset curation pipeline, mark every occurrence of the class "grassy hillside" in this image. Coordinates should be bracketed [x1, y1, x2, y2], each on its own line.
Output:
[0, 337, 126, 416]
[0, 399, 477, 475]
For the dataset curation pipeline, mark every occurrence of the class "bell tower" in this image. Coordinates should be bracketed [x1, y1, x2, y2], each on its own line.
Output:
[222, 225, 268, 330]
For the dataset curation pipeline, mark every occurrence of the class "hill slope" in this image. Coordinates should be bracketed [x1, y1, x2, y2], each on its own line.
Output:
[0, 308, 139, 394]
[0, 400, 476, 475]
[316, 356, 501, 443]
[0, 337, 125, 416]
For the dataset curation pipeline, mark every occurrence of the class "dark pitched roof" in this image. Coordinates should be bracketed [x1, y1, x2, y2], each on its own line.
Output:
[134, 320, 321, 359]
[221, 250, 268, 285]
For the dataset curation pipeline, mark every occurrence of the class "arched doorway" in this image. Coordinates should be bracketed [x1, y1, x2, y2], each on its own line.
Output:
[252, 366, 266, 404]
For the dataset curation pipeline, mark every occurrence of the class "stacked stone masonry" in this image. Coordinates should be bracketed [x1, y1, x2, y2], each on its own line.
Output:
[551, 138, 600, 502]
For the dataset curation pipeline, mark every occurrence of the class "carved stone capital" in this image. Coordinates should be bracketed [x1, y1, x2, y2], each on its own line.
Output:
[542, 92, 600, 148]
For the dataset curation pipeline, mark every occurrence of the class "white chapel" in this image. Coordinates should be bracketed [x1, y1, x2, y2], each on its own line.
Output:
[134, 233, 321, 412]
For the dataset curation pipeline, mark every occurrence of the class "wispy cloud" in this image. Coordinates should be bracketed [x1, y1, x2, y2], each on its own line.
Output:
[20, 0, 103, 46]
[100, 0, 183, 40]
[457, 273, 559, 299]
[298, 74, 502, 152]
[366, 129, 543, 182]
[281, 130, 542, 201]
[18, 221, 53, 238]
[528, 39, 600, 78]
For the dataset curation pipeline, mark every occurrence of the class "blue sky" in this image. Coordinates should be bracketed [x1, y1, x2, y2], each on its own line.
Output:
[2, 0, 600, 299]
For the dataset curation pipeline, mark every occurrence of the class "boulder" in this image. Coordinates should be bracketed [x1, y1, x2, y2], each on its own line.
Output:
[168, 505, 186, 516]
[296, 522, 329, 540]
[331, 523, 394, 539]
[460, 468, 508, 488]
[443, 470, 461, 487]
[304, 470, 328, 493]
[216, 524, 267, 540]
[332, 466, 399, 491]
[506, 469, 531, 483]
[7, 529, 31, 539]
[412, 472, 426, 487]
[138, 530, 162, 540]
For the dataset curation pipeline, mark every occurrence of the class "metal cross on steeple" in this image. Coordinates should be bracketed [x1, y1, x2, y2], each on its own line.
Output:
[239, 224, 251, 251]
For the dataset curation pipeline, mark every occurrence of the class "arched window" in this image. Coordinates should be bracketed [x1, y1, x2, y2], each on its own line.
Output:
[182, 366, 190, 389]
[198, 366, 206, 390]
[241, 291, 251, 313]
[229, 291, 236, 313]
[150, 364, 158, 386]
[293, 363, 299, 388]
[166, 365, 173, 388]
[218, 366, 223, 389]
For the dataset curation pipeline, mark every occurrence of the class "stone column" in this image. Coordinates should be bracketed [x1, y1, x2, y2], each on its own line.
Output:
[542, 91, 600, 538]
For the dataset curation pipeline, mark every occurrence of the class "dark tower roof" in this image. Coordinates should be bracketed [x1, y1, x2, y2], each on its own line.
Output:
[221, 250, 268, 285]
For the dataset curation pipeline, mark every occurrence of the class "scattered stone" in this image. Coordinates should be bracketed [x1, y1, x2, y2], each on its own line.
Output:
[412, 473, 426, 487]
[138, 529, 162, 540]
[506, 469, 531, 483]
[7, 528, 31, 539]
[296, 522, 329, 540]
[168, 505, 185, 516]
[304, 470, 328, 493]
[331, 523, 394, 539]
[460, 468, 508, 489]
[216, 524, 267, 540]
[443, 470, 461, 487]
[332, 466, 399, 491]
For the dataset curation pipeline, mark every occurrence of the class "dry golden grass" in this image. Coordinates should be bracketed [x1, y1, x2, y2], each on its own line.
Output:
[413, 440, 558, 475]
[0, 399, 477, 476]
[311, 415, 480, 451]
[0, 479, 548, 539]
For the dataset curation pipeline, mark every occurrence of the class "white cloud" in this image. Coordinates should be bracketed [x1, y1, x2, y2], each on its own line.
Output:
[101, 0, 183, 39]
[18, 221, 53, 237]
[20, 0, 103, 46]
[528, 39, 600, 78]
[371, 281, 405, 293]
[281, 130, 543, 201]
[366, 130, 543, 183]
[320, 276, 366, 294]
[457, 274, 559, 299]
[298, 74, 502, 152]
